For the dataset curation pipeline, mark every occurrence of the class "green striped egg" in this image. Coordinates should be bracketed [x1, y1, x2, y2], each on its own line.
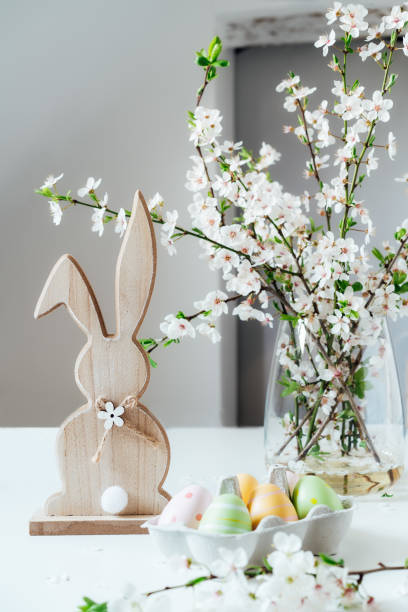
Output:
[198, 493, 252, 534]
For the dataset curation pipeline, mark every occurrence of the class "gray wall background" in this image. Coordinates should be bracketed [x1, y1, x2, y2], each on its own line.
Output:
[236, 43, 408, 425]
[0, 0, 238, 427]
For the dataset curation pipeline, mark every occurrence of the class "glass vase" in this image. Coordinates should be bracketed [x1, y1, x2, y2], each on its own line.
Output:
[264, 320, 405, 495]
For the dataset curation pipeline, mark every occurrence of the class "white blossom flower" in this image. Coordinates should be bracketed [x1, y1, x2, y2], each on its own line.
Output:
[78, 176, 102, 198]
[327, 309, 350, 339]
[160, 234, 176, 256]
[332, 80, 345, 97]
[148, 192, 164, 211]
[359, 40, 385, 62]
[194, 290, 229, 317]
[339, 4, 368, 38]
[387, 132, 397, 160]
[295, 85, 317, 99]
[91, 206, 106, 237]
[232, 301, 265, 322]
[161, 210, 178, 238]
[364, 90, 393, 123]
[272, 531, 301, 555]
[366, 149, 378, 176]
[275, 74, 300, 93]
[335, 93, 362, 120]
[384, 5, 408, 30]
[256, 142, 281, 169]
[115, 208, 127, 238]
[41, 173, 64, 190]
[221, 140, 243, 154]
[185, 156, 208, 192]
[283, 95, 297, 112]
[196, 321, 221, 343]
[211, 547, 248, 578]
[314, 30, 336, 56]
[190, 106, 223, 146]
[326, 2, 343, 25]
[49, 201, 62, 226]
[97, 401, 124, 430]
[366, 22, 385, 41]
[226, 260, 262, 296]
[160, 314, 196, 340]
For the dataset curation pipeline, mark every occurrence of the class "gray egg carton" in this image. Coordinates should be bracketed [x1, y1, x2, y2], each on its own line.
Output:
[145, 468, 355, 565]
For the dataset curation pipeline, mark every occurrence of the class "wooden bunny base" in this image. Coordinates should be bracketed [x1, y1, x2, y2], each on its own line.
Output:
[30, 191, 171, 535]
[30, 513, 153, 536]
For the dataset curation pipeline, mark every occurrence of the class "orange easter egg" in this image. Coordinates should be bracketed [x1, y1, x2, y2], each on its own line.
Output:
[237, 473, 259, 506]
[249, 483, 298, 528]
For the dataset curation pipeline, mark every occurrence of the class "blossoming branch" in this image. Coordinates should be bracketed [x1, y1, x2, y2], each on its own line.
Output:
[77, 531, 408, 610]
[36, 5, 408, 466]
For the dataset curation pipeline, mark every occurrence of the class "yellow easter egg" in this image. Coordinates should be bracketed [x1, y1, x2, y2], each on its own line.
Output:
[249, 483, 298, 528]
[237, 473, 259, 506]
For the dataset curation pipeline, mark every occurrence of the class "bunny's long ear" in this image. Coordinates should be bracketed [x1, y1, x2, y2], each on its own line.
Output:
[115, 190, 156, 339]
[34, 254, 106, 338]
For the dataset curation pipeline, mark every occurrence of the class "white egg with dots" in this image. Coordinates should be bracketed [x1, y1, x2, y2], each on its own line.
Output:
[101, 486, 128, 514]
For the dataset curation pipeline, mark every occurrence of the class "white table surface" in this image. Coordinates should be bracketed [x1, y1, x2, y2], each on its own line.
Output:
[1, 427, 408, 611]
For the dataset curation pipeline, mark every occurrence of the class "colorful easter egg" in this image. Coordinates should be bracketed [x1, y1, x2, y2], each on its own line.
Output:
[158, 484, 212, 529]
[292, 475, 343, 519]
[198, 493, 252, 534]
[249, 483, 298, 528]
[237, 473, 258, 506]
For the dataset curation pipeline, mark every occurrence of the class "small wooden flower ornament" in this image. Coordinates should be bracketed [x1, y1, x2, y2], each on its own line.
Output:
[30, 191, 170, 535]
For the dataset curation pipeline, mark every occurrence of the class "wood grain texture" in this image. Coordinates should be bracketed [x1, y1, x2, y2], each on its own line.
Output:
[29, 512, 152, 535]
[33, 191, 170, 526]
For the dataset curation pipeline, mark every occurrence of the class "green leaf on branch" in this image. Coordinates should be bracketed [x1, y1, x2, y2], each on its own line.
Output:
[279, 375, 300, 397]
[381, 491, 393, 498]
[336, 279, 349, 293]
[387, 73, 398, 90]
[196, 55, 210, 66]
[36, 187, 53, 197]
[280, 314, 299, 326]
[395, 282, 408, 295]
[393, 271, 407, 286]
[192, 227, 205, 236]
[351, 79, 360, 91]
[395, 228, 406, 241]
[78, 597, 108, 612]
[263, 557, 273, 572]
[139, 337, 157, 349]
[186, 576, 210, 587]
[309, 217, 323, 234]
[176, 311, 186, 319]
[353, 367, 369, 399]
[245, 565, 264, 577]
[148, 355, 158, 368]
[339, 217, 357, 235]
[208, 36, 222, 61]
[319, 554, 344, 567]
[372, 247, 385, 263]
[352, 281, 363, 292]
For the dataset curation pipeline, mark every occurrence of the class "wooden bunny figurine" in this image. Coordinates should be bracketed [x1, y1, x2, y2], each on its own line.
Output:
[30, 191, 170, 535]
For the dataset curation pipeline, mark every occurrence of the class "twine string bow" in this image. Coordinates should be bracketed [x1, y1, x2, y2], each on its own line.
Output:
[92, 396, 159, 463]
